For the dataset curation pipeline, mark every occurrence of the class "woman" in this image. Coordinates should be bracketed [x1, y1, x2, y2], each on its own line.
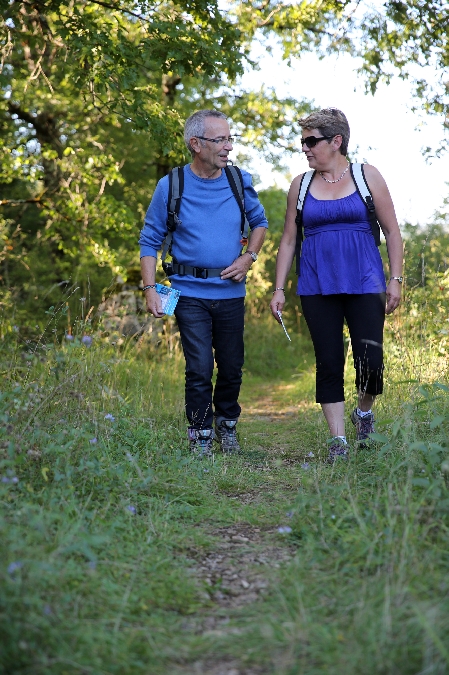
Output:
[270, 108, 403, 463]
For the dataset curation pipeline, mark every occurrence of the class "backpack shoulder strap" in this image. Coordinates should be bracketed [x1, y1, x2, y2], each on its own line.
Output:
[224, 164, 249, 244]
[350, 163, 381, 246]
[296, 170, 315, 218]
[295, 170, 315, 275]
[162, 166, 184, 262]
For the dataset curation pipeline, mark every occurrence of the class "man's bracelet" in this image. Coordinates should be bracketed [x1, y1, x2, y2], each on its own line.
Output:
[389, 277, 403, 284]
[142, 284, 157, 292]
[272, 287, 285, 294]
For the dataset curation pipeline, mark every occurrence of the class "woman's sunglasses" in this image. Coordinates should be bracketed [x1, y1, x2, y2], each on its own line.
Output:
[300, 135, 335, 148]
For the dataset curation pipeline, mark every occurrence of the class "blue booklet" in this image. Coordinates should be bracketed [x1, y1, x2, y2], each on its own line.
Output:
[156, 284, 180, 315]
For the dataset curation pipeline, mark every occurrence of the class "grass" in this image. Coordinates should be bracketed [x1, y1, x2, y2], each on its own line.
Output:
[1, 311, 449, 675]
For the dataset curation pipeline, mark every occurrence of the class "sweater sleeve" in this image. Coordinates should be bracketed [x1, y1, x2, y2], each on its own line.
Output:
[139, 176, 169, 259]
[242, 170, 269, 230]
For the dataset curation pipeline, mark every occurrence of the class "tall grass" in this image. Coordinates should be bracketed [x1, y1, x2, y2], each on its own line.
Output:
[1, 241, 449, 673]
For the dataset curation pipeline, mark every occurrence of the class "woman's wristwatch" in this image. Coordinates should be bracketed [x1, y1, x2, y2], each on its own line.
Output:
[390, 276, 403, 283]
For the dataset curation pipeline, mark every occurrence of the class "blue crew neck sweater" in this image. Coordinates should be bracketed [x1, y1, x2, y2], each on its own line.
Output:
[139, 164, 268, 299]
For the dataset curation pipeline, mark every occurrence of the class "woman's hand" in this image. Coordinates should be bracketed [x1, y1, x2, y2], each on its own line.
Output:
[270, 289, 286, 323]
[385, 279, 401, 315]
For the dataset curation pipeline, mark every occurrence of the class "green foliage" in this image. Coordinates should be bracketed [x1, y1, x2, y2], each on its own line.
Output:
[353, 1, 449, 151]
[1, 299, 449, 673]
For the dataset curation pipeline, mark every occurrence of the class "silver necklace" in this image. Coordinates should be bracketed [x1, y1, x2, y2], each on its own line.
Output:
[319, 162, 350, 184]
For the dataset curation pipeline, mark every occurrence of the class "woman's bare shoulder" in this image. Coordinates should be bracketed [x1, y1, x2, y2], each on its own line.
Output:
[362, 163, 386, 187]
[289, 172, 306, 192]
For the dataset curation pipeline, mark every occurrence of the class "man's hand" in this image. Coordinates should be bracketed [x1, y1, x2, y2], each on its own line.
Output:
[145, 288, 165, 318]
[220, 252, 253, 283]
[385, 279, 401, 315]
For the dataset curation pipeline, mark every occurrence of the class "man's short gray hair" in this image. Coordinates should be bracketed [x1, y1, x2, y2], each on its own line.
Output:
[298, 108, 350, 156]
[184, 109, 227, 158]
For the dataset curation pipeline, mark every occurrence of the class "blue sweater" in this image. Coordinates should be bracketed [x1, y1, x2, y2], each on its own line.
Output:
[139, 164, 268, 299]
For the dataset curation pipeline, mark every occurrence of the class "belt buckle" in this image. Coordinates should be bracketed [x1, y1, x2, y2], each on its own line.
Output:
[194, 267, 208, 279]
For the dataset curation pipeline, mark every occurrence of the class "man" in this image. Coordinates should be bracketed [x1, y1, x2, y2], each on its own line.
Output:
[139, 109, 268, 457]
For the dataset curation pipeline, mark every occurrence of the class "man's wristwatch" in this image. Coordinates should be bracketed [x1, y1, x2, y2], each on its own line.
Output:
[390, 276, 403, 284]
[246, 250, 258, 263]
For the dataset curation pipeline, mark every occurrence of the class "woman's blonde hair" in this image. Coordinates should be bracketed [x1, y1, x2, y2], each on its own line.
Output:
[299, 108, 350, 155]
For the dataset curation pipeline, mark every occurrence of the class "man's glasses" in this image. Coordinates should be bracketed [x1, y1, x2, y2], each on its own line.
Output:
[300, 135, 335, 148]
[196, 136, 236, 145]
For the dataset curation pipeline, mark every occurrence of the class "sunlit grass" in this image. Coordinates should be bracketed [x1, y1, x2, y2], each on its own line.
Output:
[1, 303, 449, 674]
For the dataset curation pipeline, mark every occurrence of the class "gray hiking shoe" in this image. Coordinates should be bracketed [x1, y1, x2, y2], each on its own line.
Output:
[351, 409, 375, 447]
[214, 419, 241, 454]
[188, 428, 214, 458]
[327, 438, 349, 464]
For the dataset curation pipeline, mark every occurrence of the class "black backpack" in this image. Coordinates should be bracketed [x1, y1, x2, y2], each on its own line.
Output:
[161, 165, 249, 279]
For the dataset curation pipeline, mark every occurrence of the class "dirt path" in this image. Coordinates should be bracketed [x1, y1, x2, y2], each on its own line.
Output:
[171, 382, 315, 675]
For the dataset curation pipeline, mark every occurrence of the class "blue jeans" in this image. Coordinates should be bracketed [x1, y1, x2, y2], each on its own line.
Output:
[174, 297, 245, 430]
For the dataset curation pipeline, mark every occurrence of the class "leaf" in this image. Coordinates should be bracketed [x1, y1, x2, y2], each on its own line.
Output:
[412, 477, 430, 487]
[433, 383, 449, 393]
[378, 444, 392, 458]
[408, 442, 428, 452]
[368, 433, 389, 443]
[430, 415, 445, 429]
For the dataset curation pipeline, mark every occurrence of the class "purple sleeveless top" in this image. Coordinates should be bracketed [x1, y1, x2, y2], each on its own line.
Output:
[297, 191, 386, 296]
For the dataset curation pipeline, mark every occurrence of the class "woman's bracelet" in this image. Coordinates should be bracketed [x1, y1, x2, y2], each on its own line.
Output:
[142, 284, 157, 292]
[272, 287, 285, 294]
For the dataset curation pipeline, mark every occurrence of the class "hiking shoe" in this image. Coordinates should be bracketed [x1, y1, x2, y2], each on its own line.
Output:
[214, 419, 241, 454]
[188, 428, 214, 458]
[351, 409, 375, 447]
[327, 438, 349, 464]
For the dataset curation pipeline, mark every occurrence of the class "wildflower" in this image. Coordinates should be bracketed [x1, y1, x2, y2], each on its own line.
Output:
[301, 462, 310, 470]
[307, 451, 315, 458]
[43, 604, 52, 615]
[81, 335, 92, 347]
[89, 438, 97, 444]
[277, 526, 292, 534]
[286, 511, 293, 518]
[80, 297, 86, 302]
[65, 334, 74, 341]
[1, 477, 9, 483]
[126, 505, 136, 514]
[331, 514, 336, 519]
[88, 561, 97, 570]
[7, 561, 23, 575]
[104, 414, 115, 421]
[11, 477, 18, 484]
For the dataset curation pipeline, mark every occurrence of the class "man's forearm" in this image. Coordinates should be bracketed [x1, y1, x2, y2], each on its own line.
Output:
[246, 226, 266, 254]
[140, 255, 157, 286]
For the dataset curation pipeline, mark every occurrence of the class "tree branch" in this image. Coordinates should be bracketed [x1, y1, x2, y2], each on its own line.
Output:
[83, 0, 148, 22]
[0, 198, 44, 207]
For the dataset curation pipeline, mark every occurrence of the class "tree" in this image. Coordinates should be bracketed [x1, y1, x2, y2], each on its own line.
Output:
[227, 1, 449, 149]
[0, 0, 317, 321]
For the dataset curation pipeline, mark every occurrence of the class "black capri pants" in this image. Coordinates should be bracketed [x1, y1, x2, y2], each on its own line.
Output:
[300, 293, 386, 404]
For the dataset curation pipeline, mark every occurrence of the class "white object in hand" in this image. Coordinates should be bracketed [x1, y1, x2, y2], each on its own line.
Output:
[277, 311, 291, 342]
